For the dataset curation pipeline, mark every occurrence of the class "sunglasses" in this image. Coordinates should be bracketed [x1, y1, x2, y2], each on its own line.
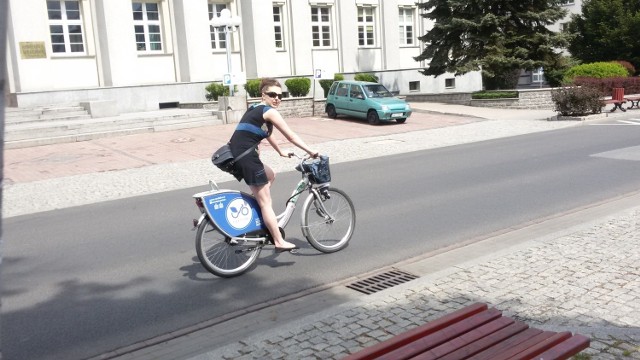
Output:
[264, 92, 283, 100]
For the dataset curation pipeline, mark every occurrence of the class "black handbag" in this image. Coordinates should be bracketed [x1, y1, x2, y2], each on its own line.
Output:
[211, 143, 254, 174]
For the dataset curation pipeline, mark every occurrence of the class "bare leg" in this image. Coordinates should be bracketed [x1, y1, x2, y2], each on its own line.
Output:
[250, 166, 296, 249]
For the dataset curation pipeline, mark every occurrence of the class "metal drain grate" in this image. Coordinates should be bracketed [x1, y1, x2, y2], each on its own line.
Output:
[346, 269, 419, 295]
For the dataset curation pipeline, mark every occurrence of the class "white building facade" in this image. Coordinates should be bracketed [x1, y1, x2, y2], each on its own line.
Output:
[4, 0, 483, 113]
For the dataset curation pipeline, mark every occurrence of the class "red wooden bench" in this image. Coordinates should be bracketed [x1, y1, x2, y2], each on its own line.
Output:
[626, 95, 640, 110]
[603, 87, 627, 112]
[344, 302, 590, 360]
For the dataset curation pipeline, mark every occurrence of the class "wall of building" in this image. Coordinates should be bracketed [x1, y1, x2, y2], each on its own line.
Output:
[5, 0, 484, 112]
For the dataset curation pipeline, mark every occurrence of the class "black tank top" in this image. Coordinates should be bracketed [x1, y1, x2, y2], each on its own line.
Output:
[229, 105, 274, 155]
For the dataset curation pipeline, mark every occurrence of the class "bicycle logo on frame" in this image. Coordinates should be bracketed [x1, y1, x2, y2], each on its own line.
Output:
[226, 198, 252, 230]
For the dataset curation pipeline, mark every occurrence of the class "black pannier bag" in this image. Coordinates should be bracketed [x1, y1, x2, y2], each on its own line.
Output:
[211, 144, 255, 179]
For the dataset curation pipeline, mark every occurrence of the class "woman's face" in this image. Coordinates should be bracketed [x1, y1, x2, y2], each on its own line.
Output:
[262, 86, 283, 107]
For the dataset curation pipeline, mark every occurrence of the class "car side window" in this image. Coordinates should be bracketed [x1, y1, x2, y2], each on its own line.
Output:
[350, 85, 364, 99]
[328, 82, 338, 96]
[336, 83, 349, 97]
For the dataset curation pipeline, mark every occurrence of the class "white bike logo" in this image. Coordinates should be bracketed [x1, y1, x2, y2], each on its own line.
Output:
[226, 198, 252, 230]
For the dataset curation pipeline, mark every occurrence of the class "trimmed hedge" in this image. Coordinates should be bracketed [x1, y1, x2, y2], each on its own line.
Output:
[472, 91, 518, 99]
[244, 79, 261, 98]
[572, 77, 640, 96]
[284, 77, 311, 97]
[354, 73, 379, 83]
[205, 82, 229, 101]
[564, 62, 628, 83]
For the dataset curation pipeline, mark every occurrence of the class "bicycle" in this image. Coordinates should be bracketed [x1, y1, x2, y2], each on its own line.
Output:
[192, 154, 356, 277]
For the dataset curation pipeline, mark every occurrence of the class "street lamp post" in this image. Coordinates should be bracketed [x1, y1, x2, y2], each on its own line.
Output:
[211, 8, 241, 96]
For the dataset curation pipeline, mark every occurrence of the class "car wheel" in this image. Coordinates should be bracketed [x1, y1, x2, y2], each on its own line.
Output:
[396, 118, 407, 124]
[367, 110, 380, 125]
[326, 104, 337, 119]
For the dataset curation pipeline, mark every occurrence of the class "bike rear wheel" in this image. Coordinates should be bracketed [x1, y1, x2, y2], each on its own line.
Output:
[195, 217, 261, 277]
[301, 187, 355, 253]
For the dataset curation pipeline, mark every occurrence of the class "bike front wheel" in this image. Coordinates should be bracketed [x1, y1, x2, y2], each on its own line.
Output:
[301, 187, 356, 253]
[195, 217, 261, 277]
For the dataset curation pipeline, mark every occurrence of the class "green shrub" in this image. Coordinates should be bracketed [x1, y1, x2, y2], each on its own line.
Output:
[551, 86, 603, 116]
[205, 82, 229, 101]
[354, 73, 379, 83]
[564, 62, 628, 83]
[244, 79, 261, 98]
[472, 91, 518, 99]
[284, 77, 311, 97]
[319, 73, 344, 98]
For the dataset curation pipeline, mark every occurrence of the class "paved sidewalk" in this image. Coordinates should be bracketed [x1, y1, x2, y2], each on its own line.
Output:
[4, 102, 640, 359]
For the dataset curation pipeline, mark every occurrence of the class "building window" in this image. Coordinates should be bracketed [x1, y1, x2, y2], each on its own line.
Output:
[132, 2, 163, 52]
[532, 68, 545, 83]
[47, 0, 85, 54]
[273, 5, 285, 49]
[445, 78, 455, 88]
[209, 3, 227, 50]
[559, 0, 575, 5]
[409, 81, 420, 92]
[311, 7, 331, 48]
[357, 7, 375, 47]
[399, 7, 415, 46]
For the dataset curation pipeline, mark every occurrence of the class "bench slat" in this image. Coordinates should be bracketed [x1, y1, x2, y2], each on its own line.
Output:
[409, 317, 518, 360]
[473, 328, 544, 360]
[505, 332, 572, 360]
[376, 308, 503, 360]
[533, 334, 591, 360]
[343, 303, 488, 360]
[434, 321, 530, 360]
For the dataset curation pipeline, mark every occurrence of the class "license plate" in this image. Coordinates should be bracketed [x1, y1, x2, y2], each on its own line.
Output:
[391, 113, 403, 118]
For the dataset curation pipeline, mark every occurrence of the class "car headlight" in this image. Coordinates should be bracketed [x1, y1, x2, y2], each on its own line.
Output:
[405, 104, 411, 111]
[381, 105, 389, 111]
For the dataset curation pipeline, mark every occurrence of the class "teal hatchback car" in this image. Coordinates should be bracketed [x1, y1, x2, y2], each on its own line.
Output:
[325, 80, 412, 125]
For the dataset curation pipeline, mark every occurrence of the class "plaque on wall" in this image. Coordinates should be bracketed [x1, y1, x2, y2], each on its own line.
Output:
[20, 42, 47, 59]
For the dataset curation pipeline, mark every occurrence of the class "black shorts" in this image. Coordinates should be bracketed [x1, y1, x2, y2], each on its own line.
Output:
[234, 151, 268, 186]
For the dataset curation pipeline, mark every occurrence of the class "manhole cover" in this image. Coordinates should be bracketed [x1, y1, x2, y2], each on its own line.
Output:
[171, 137, 195, 143]
[347, 269, 419, 295]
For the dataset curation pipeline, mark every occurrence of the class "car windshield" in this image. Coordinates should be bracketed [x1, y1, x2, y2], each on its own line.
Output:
[363, 84, 393, 98]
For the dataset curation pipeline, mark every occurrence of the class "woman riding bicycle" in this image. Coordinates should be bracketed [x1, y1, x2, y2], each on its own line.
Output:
[229, 78, 319, 252]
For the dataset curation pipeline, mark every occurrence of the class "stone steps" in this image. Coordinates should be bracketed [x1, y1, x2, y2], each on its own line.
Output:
[4, 105, 222, 149]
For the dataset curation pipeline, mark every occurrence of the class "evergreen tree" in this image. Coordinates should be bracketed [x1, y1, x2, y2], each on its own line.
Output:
[414, 0, 570, 89]
[567, 0, 640, 73]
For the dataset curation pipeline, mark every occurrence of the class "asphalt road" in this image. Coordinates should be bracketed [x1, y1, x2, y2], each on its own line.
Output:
[3, 122, 640, 360]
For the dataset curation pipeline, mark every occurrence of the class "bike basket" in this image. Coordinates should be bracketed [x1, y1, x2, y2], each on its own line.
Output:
[302, 155, 331, 185]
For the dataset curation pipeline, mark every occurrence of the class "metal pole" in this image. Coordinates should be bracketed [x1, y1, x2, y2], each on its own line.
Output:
[0, 0, 9, 356]
[225, 25, 233, 96]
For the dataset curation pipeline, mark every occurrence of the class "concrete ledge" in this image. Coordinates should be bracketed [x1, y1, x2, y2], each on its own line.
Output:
[80, 100, 119, 118]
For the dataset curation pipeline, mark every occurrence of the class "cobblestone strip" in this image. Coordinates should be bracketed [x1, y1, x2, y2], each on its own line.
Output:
[200, 208, 640, 360]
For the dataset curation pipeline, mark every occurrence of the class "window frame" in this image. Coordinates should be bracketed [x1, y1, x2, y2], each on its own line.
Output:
[398, 7, 415, 46]
[357, 6, 376, 47]
[47, 0, 86, 55]
[208, 2, 228, 51]
[132, 1, 164, 53]
[311, 6, 332, 48]
[273, 5, 285, 50]
[532, 68, 545, 83]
